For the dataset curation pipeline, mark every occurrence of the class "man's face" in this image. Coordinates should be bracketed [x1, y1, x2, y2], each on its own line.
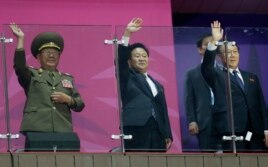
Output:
[37, 48, 61, 70]
[128, 47, 149, 73]
[198, 36, 212, 56]
[218, 45, 240, 69]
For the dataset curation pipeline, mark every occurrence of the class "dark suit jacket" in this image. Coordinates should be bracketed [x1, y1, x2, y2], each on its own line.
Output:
[14, 49, 85, 133]
[185, 65, 213, 131]
[201, 49, 268, 135]
[118, 45, 172, 139]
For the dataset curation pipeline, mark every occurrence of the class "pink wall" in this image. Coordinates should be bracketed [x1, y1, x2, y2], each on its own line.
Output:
[0, 0, 172, 28]
[0, 0, 181, 152]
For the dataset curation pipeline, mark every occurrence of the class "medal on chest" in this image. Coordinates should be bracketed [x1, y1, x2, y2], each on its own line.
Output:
[61, 79, 73, 88]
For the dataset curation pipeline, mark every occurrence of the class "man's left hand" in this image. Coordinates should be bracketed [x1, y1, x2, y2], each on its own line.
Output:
[264, 133, 268, 147]
[51, 91, 71, 104]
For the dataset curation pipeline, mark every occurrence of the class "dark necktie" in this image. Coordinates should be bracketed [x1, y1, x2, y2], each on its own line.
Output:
[233, 70, 244, 91]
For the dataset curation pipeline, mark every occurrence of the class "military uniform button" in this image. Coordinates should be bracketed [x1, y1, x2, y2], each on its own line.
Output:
[52, 87, 56, 90]
[52, 107, 56, 110]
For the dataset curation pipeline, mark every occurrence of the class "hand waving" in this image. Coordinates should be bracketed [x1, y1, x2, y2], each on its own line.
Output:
[126, 18, 143, 33]
[9, 23, 24, 38]
[9, 23, 24, 49]
[211, 20, 223, 44]
[123, 18, 143, 37]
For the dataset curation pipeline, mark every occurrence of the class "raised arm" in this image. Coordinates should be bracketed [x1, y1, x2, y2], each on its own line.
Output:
[201, 21, 223, 87]
[10, 23, 31, 90]
[118, 17, 144, 72]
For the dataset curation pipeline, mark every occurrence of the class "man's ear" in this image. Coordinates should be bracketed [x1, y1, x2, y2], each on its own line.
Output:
[197, 48, 202, 55]
[128, 59, 133, 68]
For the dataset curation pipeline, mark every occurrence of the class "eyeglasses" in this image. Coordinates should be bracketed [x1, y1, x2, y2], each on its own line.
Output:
[41, 51, 60, 56]
[221, 50, 239, 55]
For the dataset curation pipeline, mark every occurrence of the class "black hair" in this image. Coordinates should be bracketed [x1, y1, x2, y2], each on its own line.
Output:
[129, 43, 149, 59]
[196, 33, 212, 48]
[217, 42, 240, 54]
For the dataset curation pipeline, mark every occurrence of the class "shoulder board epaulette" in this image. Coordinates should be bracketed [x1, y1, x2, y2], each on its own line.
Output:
[61, 72, 73, 77]
[28, 66, 39, 72]
[28, 66, 37, 69]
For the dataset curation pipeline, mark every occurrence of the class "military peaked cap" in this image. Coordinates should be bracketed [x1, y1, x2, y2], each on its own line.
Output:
[31, 32, 64, 58]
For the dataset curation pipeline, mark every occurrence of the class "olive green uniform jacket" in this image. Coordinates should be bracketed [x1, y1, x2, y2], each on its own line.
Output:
[14, 49, 85, 133]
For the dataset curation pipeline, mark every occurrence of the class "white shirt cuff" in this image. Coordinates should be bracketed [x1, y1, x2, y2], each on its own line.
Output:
[121, 36, 130, 46]
[207, 42, 217, 51]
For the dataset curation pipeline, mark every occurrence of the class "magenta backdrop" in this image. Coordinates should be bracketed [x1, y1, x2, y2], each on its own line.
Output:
[0, 0, 181, 152]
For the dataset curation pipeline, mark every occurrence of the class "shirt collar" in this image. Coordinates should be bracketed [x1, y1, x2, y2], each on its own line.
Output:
[229, 68, 240, 74]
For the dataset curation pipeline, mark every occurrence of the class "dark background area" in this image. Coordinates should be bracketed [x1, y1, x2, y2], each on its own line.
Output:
[171, 0, 268, 27]
[172, 14, 268, 27]
[172, 13, 268, 27]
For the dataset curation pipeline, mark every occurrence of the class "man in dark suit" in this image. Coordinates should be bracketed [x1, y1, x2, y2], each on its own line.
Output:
[201, 20, 268, 151]
[9, 24, 85, 135]
[185, 34, 217, 151]
[118, 18, 172, 152]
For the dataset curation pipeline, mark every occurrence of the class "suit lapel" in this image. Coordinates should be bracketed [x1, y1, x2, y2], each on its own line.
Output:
[230, 70, 247, 94]
[136, 73, 154, 97]
[53, 72, 62, 86]
[44, 71, 54, 86]
[130, 68, 159, 97]
[240, 71, 249, 95]
[148, 74, 161, 93]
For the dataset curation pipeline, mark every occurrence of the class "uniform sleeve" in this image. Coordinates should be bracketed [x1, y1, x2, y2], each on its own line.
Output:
[13, 49, 31, 90]
[69, 78, 85, 112]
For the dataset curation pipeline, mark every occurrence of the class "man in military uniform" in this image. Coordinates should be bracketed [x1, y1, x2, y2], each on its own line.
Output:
[9, 23, 85, 136]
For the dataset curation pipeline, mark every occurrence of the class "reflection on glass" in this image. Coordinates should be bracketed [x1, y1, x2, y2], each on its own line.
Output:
[1, 24, 120, 153]
[1, 25, 267, 153]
